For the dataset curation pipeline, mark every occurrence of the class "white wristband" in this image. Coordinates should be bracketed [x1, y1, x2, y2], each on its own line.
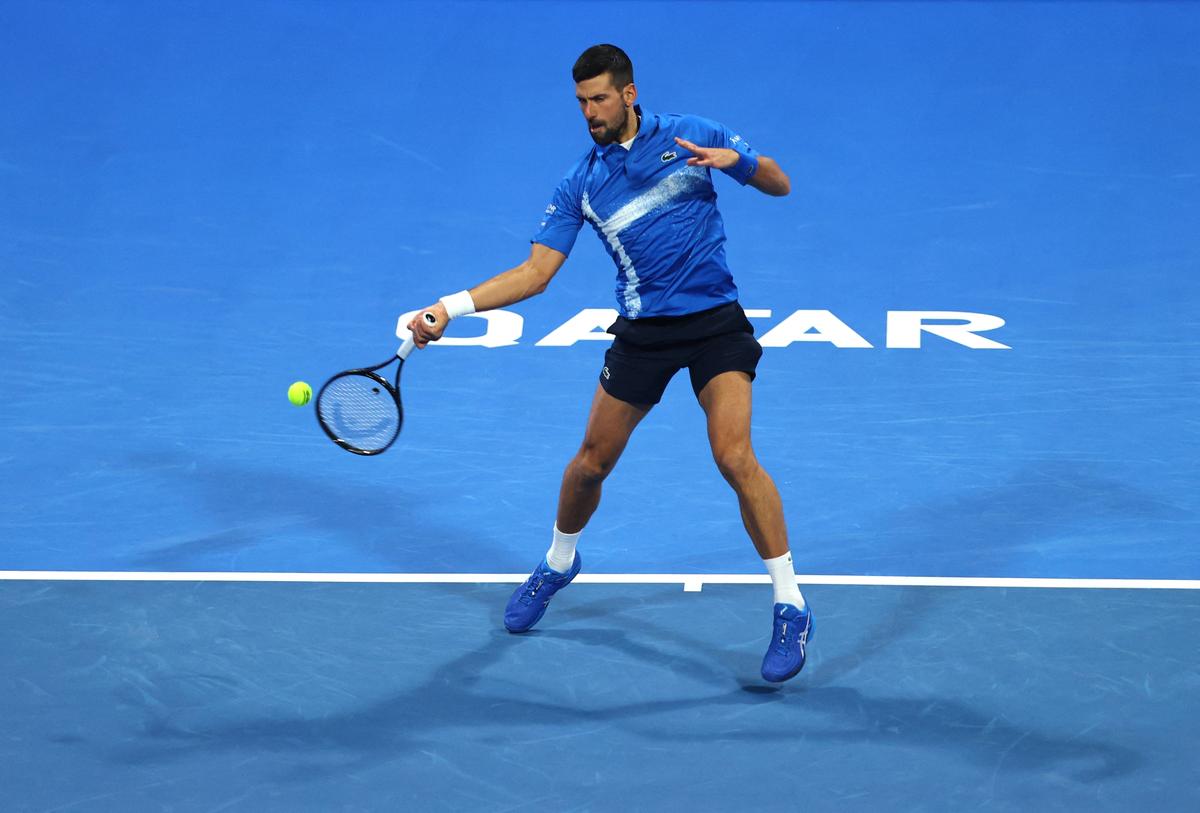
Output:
[439, 290, 476, 320]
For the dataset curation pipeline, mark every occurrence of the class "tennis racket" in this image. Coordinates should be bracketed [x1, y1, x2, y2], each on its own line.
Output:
[315, 311, 437, 455]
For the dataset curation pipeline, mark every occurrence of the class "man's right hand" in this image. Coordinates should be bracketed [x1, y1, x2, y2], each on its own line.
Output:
[407, 302, 450, 348]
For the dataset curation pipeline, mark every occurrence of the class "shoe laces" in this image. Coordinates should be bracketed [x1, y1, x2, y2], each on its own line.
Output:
[774, 615, 806, 655]
[774, 619, 792, 653]
[521, 574, 545, 603]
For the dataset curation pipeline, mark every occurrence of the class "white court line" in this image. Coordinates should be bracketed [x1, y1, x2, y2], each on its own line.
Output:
[0, 571, 1197, 591]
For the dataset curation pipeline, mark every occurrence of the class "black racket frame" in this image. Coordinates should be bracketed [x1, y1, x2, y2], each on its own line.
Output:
[315, 355, 406, 456]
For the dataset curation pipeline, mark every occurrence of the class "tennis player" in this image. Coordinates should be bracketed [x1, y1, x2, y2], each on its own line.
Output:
[408, 44, 812, 682]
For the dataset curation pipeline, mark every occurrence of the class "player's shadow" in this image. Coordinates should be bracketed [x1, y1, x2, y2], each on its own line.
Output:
[688, 684, 1140, 784]
[101, 586, 1137, 787]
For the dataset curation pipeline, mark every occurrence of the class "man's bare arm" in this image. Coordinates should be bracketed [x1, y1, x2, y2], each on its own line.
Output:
[408, 243, 568, 347]
[746, 155, 790, 197]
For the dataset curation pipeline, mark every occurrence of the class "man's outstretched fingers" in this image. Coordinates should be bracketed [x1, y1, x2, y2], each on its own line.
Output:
[675, 136, 717, 166]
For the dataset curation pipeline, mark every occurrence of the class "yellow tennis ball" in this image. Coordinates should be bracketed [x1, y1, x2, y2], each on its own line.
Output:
[288, 381, 312, 406]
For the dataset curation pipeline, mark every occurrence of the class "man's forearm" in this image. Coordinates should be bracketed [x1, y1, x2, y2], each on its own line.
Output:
[467, 260, 552, 313]
[748, 156, 790, 197]
[410, 247, 563, 347]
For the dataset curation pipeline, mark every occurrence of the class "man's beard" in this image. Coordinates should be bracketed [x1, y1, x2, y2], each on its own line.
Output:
[589, 106, 629, 145]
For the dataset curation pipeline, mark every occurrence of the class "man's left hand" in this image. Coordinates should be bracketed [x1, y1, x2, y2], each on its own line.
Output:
[674, 136, 739, 170]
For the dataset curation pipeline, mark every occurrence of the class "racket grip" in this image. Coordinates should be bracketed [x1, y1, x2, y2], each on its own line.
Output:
[397, 311, 440, 360]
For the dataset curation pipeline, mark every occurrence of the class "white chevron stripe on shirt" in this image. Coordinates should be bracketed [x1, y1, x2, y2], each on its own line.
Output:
[582, 166, 708, 318]
[583, 191, 642, 317]
[601, 165, 707, 235]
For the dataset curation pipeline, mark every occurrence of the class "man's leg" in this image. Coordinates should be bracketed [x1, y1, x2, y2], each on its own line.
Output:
[504, 383, 650, 633]
[556, 383, 652, 534]
[698, 370, 812, 682]
[696, 371, 788, 559]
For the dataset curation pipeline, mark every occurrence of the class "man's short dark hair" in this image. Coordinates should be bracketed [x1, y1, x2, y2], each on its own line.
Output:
[572, 44, 634, 90]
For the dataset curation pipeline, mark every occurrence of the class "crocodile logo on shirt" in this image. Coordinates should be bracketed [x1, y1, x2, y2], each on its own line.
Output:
[660, 150, 678, 163]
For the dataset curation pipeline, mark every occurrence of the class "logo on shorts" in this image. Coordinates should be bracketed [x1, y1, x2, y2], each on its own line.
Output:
[602, 366, 611, 380]
[660, 150, 678, 163]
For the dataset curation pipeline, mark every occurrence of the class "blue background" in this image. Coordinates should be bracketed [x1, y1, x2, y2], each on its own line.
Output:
[1, 0, 1197, 578]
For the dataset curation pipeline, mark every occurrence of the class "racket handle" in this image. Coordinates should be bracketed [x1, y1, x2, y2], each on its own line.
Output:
[397, 311, 440, 360]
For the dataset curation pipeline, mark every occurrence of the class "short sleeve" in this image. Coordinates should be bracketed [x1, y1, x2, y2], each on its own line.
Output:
[531, 173, 585, 256]
[691, 116, 760, 161]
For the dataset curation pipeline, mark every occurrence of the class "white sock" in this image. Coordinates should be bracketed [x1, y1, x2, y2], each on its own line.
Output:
[545, 524, 581, 574]
[764, 551, 806, 609]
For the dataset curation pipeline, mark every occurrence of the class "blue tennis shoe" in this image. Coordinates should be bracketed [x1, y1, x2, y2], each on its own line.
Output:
[504, 553, 582, 633]
[761, 602, 814, 683]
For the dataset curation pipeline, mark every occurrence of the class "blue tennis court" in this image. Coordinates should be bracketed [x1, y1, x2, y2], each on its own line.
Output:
[2, 1, 1198, 810]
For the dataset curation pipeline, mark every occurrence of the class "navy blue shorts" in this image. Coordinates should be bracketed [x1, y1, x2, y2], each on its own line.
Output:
[599, 301, 763, 406]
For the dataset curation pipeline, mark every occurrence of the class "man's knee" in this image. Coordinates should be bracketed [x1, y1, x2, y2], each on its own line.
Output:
[713, 442, 757, 486]
[570, 443, 619, 484]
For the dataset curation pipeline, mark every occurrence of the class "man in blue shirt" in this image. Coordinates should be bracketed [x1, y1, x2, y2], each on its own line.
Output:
[409, 45, 812, 683]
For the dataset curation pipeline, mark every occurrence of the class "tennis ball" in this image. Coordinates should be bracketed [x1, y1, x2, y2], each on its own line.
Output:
[288, 381, 312, 406]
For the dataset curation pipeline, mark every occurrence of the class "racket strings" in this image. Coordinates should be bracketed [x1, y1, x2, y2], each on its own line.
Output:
[317, 374, 400, 452]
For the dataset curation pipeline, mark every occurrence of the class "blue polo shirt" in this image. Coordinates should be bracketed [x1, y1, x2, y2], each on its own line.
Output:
[532, 106, 759, 319]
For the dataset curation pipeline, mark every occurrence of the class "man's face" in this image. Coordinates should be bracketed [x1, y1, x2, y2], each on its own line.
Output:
[576, 74, 633, 145]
